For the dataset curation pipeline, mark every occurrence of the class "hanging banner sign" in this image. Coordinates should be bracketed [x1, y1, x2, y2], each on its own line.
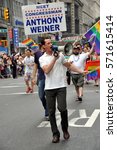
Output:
[22, 2, 66, 35]
[8, 27, 13, 39]
[13, 28, 19, 47]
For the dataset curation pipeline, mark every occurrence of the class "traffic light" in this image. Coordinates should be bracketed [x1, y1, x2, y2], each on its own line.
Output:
[0, 40, 8, 47]
[4, 8, 9, 20]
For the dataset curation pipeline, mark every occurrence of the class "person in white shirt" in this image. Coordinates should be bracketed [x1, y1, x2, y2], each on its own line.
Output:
[23, 49, 34, 93]
[68, 42, 95, 101]
[39, 37, 87, 143]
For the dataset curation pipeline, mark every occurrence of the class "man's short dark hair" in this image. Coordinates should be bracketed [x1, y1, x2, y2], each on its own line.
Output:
[40, 37, 51, 46]
[26, 49, 31, 52]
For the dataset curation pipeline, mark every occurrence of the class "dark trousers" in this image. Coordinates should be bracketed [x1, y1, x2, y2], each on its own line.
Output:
[45, 87, 68, 137]
[66, 70, 71, 85]
[38, 79, 48, 116]
[12, 65, 17, 79]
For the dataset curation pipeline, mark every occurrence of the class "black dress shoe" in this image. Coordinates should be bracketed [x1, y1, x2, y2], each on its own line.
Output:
[52, 135, 60, 143]
[78, 97, 82, 102]
[63, 131, 70, 140]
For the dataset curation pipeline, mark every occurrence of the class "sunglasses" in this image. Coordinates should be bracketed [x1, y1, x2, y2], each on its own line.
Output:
[73, 47, 80, 50]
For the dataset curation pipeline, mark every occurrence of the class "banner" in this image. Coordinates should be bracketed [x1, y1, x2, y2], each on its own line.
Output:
[85, 60, 100, 80]
[22, 2, 66, 35]
[84, 21, 100, 54]
[13, 28, 19, 47]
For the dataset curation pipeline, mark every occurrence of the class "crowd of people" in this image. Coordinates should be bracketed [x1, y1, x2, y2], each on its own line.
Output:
[0, 52, 25, 79]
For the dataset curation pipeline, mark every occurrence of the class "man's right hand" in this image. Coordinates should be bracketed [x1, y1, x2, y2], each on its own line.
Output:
[82, 70, 89, 75]
[32, 78, 36, 85]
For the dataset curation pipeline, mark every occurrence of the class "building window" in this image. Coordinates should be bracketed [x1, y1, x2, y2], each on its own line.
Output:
[75, 4, 78, 19]
[13, 1, 22, 18]
[65, 3, 71, 33]
[75, 19, 79, 34]
[74, 4, 79, 34]
[0, 0, 4, 7]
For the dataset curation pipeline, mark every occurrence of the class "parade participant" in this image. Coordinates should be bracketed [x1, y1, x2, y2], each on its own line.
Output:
[83, 45, 91, 84]
[11, 52, 17, 79]
[90, 51, 100, 86]
[68, 42, 95, 102]
[73, 42, 83, 54]
[23, 49, 34, 93]
[32, 39, 49, 120]
[39, 37, 87, 143]
[17, 56, 24, 76]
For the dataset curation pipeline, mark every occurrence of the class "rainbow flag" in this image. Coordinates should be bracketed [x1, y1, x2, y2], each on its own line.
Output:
[85, 60, 100, 80]
[22, 38, 39, 52]
[84, 20, 100, 54]
[22, 38, 34, 47]
[31, 44, 39, 52]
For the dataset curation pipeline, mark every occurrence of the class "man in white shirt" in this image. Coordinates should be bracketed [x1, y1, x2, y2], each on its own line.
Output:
[68, 42, 95, 101]
[23, 49, 34, 93]
[39, 37, 86, 143]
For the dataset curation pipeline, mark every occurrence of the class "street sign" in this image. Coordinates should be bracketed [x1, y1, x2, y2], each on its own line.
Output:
[0, 29, 7, 33]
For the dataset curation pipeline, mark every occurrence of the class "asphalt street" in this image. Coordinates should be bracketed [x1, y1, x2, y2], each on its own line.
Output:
[0, 77, 100, 150]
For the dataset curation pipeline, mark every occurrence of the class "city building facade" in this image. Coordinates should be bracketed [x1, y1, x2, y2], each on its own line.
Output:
[36, 0, 100, 35]
[0, 0, 100, 54]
